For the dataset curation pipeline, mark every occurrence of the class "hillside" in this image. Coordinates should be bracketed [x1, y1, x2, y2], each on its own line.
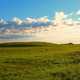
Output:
[0, 42, 80, 80]
[0, 42, 54, 47]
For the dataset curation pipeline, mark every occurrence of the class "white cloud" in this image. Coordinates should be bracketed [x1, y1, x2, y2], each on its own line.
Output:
[25, 17, 36, 24]
[76, 10, 80, 15]
[25, 16, 49, 24]
[64, 18, 74, 25]
[0, 19, 7, 24]
[31, 11, 80, 44]
[12, 17, 23, 25]
[54, 11, 68, 25]
[0, 11, 80, 43]
[36, 16, 49, 23]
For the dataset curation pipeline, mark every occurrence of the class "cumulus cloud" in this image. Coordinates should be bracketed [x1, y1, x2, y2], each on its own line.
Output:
[25, 17, 36, 24]
[0, 11, 80, 43]
[0, 19, 7, 25]
[53, 11, 70, 25]
[54, 11, 65, 24]
[12, 17, 23, 25]
[25, 16, 49, 24]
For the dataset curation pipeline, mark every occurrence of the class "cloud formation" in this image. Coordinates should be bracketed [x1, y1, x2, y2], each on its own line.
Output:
[26, 16, 49, 24]
[0, 10, 80, 43]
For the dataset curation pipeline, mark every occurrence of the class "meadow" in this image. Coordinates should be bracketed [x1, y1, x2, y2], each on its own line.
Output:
[0, 42, 80, 80]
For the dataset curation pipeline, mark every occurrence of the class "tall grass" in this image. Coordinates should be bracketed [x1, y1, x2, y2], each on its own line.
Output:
[0, 42, 80, 80]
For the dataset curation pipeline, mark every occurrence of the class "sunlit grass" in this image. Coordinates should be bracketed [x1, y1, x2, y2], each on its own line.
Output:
[0, 42, 80, 80]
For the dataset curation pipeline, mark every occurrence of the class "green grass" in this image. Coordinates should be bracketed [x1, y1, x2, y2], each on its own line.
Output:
[0, 42, 80, 80]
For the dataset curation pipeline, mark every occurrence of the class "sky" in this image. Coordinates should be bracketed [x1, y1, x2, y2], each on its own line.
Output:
[0, 0, 80, 43]
[0, 0, 80, 19]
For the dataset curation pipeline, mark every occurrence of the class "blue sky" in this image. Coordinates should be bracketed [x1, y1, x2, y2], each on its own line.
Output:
[0, 0, 80, 19]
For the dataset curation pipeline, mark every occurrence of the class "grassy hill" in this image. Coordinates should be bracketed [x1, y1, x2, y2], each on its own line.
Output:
[0, 42, 80, 80]
[0, 42, 54, 47]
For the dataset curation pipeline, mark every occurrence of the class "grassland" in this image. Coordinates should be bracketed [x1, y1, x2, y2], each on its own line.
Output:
[0, 42, 80, 80]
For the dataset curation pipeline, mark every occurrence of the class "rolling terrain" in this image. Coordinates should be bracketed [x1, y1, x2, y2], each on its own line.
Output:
[0, 42, 80, 80]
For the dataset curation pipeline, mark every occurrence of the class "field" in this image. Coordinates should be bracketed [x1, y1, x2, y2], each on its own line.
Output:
[0, 42, 80, 80]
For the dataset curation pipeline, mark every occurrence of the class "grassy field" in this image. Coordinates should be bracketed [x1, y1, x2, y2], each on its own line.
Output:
[0, 42, 80, 80]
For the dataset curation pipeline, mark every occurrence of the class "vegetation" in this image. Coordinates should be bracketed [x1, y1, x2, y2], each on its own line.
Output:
[0, 42, 80, 80]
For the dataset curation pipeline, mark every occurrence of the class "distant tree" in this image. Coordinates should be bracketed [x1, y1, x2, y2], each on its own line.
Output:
[68, 43, 73, 45]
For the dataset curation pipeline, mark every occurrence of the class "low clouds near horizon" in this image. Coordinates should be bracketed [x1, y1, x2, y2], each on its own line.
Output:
[0, 10, 80, 44]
